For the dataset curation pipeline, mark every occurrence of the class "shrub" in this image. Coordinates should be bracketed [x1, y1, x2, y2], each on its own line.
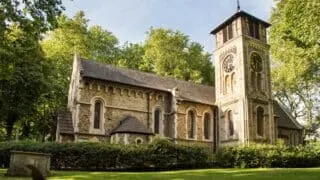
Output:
[0, 139, 211, 171]
[1, 140, 320, 170]
[216, 142, 320, 168]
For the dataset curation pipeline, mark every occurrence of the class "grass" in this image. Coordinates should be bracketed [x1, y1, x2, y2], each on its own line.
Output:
[1, 168, 320, 180]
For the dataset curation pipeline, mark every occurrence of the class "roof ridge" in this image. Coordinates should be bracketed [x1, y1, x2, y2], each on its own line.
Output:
[79, 58, 214, 89]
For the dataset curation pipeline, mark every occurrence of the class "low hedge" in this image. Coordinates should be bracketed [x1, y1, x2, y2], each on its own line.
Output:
[216, 142, 320, 168]
[1, 139, 320, 170]
[0, 138, 211, 170]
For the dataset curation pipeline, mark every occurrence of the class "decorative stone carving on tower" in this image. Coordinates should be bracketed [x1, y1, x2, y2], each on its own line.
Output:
[211, 9, 275, 146]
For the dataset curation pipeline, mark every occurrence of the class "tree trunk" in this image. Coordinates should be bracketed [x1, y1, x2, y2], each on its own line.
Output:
[21, 120, 31, 139]
[6, 114, 17, 141]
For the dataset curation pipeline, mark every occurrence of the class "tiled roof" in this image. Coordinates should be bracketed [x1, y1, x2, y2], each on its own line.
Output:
[273, 101, 303, 130]
[79, 58, 215, 105]
[76, 59, 301, 132]
[210, 10, 271, 34]
[110, 116, 153, 135]
[58, 110, 74, 134]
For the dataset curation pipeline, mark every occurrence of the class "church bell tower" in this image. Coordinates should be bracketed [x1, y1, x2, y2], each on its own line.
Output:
[211, 7, 275, 145]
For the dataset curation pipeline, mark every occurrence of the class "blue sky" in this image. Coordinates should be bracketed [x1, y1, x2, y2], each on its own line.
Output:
[63, 0, 274, 53]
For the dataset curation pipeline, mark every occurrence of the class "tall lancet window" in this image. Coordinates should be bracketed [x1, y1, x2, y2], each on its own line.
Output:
[224, 75, 229, 94]
[154, 109, 161, 134]
[257, 107, 264, 136]
[204, 113, 211, 140]
[257, 73, 262, 91]
[226, 110, 234, 136]
[187, 110, 196, 139]
[231, 72, 235, 92]
[94, 101, 102, 129]
[251, 72, 256, 89]
[250, 52, 263, 91]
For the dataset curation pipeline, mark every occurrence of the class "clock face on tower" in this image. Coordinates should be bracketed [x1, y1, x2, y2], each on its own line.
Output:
[250, 52, 263, 72]
[223, 55, 235, 73]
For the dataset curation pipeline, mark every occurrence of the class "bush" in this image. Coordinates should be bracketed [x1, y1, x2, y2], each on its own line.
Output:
[0, 138, 211, 171]
[215, 142, 320, 168]
[1, 140, 320, 170]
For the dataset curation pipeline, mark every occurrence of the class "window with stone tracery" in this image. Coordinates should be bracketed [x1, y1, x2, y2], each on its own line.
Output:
[250, 52, 263, 91]
[223, 55, 235, 94]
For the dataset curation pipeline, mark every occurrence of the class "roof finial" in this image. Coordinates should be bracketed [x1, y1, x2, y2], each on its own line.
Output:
[237, 0, 241, 12]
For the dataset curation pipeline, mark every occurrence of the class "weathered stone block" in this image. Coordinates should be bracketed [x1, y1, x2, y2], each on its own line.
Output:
[7, 151, 51, 177]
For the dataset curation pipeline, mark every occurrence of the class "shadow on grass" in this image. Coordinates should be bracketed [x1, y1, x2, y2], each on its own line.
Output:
[1, 168, 320, 180]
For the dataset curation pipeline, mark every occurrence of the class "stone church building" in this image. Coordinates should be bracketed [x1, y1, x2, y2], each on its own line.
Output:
[56, 10, 303, 147]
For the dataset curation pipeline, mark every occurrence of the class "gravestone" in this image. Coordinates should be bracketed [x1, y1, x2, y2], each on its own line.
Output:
[7, 151, 51, 177]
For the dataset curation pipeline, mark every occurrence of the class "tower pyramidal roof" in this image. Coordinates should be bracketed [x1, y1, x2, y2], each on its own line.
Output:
[210, 1, 270, 35]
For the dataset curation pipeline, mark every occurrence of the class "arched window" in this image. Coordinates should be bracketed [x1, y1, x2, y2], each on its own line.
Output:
[224, 75, 231, 94]
[257, 107, 264, 136]
[251, 71, 256, 89]
[135, 138, 143, 145]
[224, 75, 229, 94]
[257, 73, 262, 91]
[94, 100, 102, 129]
[203, 113, 211, 140]
[231, 73, 235, 92]
[227, 110, 234, 136]
[154, 109, 161, 134]
[250, 52, 263, 92]
[187, 110, 196, 139]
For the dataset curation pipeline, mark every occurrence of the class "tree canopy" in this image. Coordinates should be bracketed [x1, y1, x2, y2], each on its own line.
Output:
[0, 25, 52, 140]
[1, 5, 215, 140]
[141, 28, 214, 85]
[0, 0, 64, 37]
[0, 0, 64, 140]
[270, 0, 320, 138]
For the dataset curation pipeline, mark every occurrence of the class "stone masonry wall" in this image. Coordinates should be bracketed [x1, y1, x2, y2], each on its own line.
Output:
[75, 78, 170, 142]
[176, 101, 214, 142]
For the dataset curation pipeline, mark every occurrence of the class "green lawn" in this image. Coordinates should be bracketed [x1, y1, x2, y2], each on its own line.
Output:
[1, 168, 320, 180]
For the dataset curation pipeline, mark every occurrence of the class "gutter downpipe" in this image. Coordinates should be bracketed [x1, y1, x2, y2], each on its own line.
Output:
[147, 92, 151, 129]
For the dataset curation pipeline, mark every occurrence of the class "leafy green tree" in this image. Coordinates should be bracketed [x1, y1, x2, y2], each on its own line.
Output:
[142, 28, 214, 85]
[270, 0, 320, 138]
[41, 11, 119, 101]
[117, 42, 145, 70]
[0, 26, 52, 140]
[38, 12, 120, 140]
[0, 0, 64, 140]
[42, 11, 119, 63]
[42, 11, 119, 94]
[0, 0, 64, 81]
[0, 0, 64, 40]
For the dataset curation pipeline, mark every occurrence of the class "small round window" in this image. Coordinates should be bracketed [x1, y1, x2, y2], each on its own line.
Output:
[135, 138, 143, 145]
